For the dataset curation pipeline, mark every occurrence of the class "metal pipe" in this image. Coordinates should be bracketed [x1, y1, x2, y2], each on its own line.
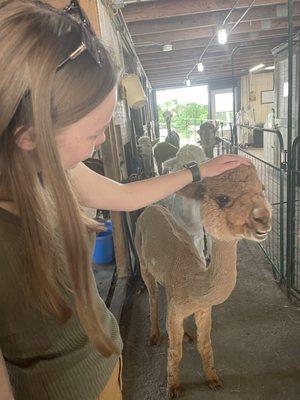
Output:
[222, 0, 240, 26]
[286, 0, 294, 296]
[229, 0, 256, 34]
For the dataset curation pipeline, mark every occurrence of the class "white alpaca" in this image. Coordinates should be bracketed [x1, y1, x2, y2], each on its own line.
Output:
[161, 145, 212, 262]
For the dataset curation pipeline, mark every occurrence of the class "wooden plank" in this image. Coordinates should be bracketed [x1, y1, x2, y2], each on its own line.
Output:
[148, 66, 274, 80]
[122, 0, 293, 23]
[135, 31, 289, 55]
[145, 58, 275, 76]
[109, 278, 128, 322]
[138, 39, 283, 62]
[142, 50, 277, 71]
[101, 123, 130, 279]
[78, 0, 101, 37]
[132, 17, 300, 46]
[45, 0, 101, 36]
[44, 0, 70, 8]
[128, 3, 295, 36]
[93, 263, 115, 303]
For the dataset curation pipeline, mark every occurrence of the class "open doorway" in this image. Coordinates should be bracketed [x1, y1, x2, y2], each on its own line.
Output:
[210, 88, 233, 138]
[156, 85, 209, 146]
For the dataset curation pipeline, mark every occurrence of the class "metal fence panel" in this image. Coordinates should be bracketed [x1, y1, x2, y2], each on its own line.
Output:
[215, 124, 285, 284]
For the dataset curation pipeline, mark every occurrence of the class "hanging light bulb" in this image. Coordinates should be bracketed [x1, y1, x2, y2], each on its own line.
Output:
[197, 62, 204, 72]
[186, 78, 191, 87]
[218, 28, 227, 45]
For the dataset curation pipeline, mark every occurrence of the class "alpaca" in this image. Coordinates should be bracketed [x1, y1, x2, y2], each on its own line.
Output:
[134, 164, 272, 398]
[160, 145, 211, 262]
[165, 130, 180, 149]
[197, 121, 218, 158]
[163, 110, 180, 149]
[137, 136, 157, 178]
[153, 141, 178, 175]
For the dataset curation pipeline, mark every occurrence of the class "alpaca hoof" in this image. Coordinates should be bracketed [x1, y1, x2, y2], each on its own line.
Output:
[149, 334, 161, 346]
[206, 375, 223, 390]
[183, 331, 194, 342]
[168, 385, 180, 398]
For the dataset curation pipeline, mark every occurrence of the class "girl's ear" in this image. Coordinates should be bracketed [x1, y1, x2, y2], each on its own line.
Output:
[15, 127, 36, 150]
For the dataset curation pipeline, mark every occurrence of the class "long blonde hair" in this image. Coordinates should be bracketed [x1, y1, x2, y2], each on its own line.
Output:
[0, 0, 119, 357]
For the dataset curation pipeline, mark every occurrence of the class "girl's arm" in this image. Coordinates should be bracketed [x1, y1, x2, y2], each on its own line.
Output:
[0, 350, 14, 400]
[71, 155, 251, 212]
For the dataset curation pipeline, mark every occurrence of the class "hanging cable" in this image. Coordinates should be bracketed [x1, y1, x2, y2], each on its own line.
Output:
[229, 0, 256, 34]
[184, 0, 256, 84]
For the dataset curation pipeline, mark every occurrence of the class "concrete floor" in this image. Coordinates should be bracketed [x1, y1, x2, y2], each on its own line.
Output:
[120, 240, 300, 400]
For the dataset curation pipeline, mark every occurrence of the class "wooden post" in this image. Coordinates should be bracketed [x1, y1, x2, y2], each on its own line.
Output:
[43, 1, 70, 9]
[102, 123, 131, 279]
[47, 0, 132, 278]
[78, 0, 101, 37]
[45, 1, 101, 36]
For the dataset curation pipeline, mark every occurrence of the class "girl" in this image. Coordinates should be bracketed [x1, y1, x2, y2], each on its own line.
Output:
[0, 1, 251, 399]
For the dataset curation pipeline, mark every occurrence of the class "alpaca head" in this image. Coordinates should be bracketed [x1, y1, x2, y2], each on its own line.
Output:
[163, 145, 206, 172]
[179, 164, 272, 242]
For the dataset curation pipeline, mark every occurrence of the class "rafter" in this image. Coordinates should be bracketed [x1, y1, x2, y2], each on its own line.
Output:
[122, 0, 294, 23]
[131, 17, 300, 46]
[135, 31, 289, 55]
[138, 39, 282, 62]
[144, 55, 275, 72]
[127, 3, 298, 36]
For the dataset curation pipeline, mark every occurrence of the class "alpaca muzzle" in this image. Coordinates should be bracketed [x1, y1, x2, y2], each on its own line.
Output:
[248, 206, 272, 241]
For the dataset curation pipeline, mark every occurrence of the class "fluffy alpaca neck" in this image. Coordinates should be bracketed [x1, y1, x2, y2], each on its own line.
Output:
[209, 238, 238, 304]
[192, 238, 238, 306]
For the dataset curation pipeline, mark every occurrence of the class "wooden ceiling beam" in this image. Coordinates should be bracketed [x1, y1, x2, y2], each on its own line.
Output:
[122, 0, 294, 23]
[138, 39, 282, 62]
[132, 17, 300, 46]
[128, 3, 297, 36]
[144, 56, 275, 73]
[135, 30, 289, 55]
[142, 48, 275, 64]
[150, 74, 246, 89]
[146, 60, 274, 79]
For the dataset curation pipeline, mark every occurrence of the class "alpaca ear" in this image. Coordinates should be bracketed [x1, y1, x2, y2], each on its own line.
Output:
[151, 138, 160, 146]
[177, 182, 206, 200]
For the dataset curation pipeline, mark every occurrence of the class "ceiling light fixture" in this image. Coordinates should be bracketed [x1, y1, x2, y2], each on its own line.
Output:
[217, 28, 227, 45]
[197, 62, 204, 72]
[162, 44, 173, 52]
[264, 66, 275, 70]
[186, 79, 191, 87]
[249, 63, 265, 72]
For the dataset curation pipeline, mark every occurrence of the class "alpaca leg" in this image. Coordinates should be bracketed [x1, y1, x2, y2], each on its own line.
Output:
[157, 160, 162, 175]
[166, 307, 184, 398]
[194, 308, 223, 389]
[140, 267, 161, 346]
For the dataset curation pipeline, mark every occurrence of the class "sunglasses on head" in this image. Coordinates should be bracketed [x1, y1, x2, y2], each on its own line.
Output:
[57, 0, 102, 71]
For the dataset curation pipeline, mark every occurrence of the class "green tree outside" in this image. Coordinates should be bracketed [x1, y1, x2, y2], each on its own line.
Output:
[157, 100, 208, 139]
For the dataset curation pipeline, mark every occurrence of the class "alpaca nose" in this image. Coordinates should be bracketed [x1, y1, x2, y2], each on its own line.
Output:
[251, 208, 272, 231]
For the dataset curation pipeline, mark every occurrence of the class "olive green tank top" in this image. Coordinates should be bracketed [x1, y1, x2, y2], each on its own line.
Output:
[0, 207, 123, 400]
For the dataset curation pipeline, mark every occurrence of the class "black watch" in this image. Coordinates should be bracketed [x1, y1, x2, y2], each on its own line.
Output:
[183, 161, 201, 182]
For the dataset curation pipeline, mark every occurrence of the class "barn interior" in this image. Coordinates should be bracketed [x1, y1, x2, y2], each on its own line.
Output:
[42, 1, 300, 399]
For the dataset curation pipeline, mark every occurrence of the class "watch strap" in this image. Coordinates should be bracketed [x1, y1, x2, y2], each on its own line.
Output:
[183, 161, 201, 182]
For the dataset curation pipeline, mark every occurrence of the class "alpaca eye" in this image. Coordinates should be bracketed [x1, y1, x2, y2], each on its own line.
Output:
[216, 195, 231, 208]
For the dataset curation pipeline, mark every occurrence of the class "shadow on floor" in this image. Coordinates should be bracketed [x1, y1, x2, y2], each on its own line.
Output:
[120, 240, 300, 400]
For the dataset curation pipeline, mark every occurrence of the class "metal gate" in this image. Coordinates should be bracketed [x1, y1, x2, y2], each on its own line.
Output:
[216, 123, 286, 285]
[288, 137, 300, 297]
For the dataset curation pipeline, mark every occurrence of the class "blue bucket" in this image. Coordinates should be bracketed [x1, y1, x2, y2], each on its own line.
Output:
[93, 221, 114, 264]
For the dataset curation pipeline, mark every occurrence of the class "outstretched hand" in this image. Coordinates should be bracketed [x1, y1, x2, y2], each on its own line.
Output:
[199, 154, 252, 179]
